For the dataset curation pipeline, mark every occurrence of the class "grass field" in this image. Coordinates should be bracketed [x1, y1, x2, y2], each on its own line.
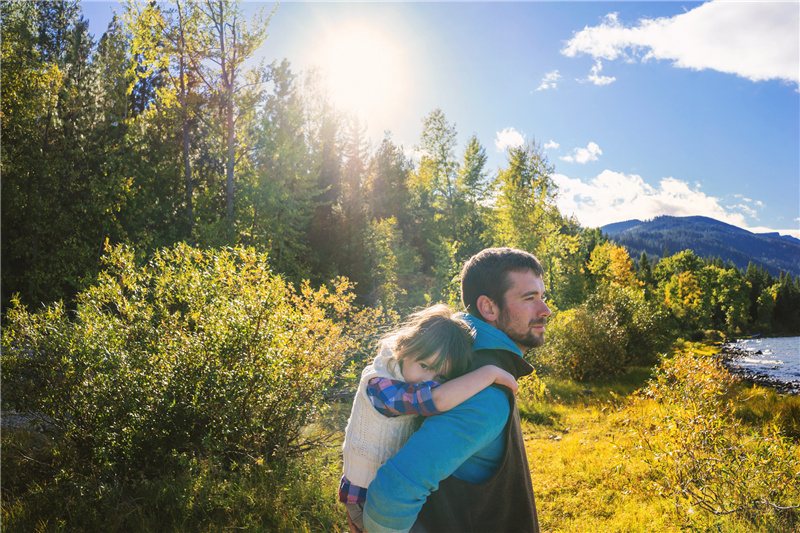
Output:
[3, 343, 798, 532]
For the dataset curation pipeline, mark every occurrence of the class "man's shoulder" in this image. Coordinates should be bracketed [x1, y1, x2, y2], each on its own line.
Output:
[450, 384, 510, 429]
[472, 347, 534, 379]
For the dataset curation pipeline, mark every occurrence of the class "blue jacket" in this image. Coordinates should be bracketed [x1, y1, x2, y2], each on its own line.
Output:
[362, 314, 524, 533]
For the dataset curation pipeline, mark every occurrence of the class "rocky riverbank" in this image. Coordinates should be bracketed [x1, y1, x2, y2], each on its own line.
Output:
[717, 344, 800, 395]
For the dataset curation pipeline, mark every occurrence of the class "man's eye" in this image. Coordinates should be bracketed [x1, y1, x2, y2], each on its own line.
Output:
[436, 375, 448, 382]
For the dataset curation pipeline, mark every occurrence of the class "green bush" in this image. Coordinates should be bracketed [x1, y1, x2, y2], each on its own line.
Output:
[632, 350, 800, 529]
[2, 244, 385, 481]
[534, 306, 628, 381]
[532, 285, 671, 380]
[585, 285, 672, 366]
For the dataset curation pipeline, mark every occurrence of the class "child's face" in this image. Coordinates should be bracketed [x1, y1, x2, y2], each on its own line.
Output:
[401, 354, 449, 384]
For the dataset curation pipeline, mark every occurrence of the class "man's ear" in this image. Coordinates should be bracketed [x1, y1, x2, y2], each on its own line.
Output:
[476, 295, 500, 323]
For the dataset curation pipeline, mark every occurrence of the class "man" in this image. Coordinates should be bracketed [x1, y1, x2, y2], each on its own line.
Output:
[361, 247, 551, 533]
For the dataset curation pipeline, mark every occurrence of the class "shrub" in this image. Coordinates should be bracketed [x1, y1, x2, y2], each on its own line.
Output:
[534, 306, 628, 381]
[585, 285, 672, 366]
[1, 244, 386, 481]
[532, 285, 671, 380]
[632, 350, 800, 528]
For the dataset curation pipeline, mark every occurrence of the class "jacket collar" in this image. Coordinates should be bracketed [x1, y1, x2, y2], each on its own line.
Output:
[457, 312, 523, 357]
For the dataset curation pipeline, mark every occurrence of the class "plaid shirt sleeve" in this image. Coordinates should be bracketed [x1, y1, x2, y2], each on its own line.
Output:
[366, 377, 442, 417]
[339, 474, 368, 504]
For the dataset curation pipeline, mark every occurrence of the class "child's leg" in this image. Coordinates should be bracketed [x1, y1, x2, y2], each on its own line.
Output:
[344, 502, 365, 533]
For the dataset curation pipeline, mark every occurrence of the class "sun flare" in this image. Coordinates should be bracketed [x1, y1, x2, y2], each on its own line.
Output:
[312, 23, 407, 127]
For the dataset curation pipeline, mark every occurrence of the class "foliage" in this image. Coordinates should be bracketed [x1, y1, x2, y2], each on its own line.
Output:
[1, 438, 349, 532]
[1, 0, 135, 310]
[532, 285, 671, 380]
[244, 60, 322, 283]
[492, 139, 555, 254]
[632, 349, 800, 529]
[534, 305, 628, 381]
[365, 217, 421, 310]
[455, 134, 493, 259]
[588, 241, 641, 289]
[490, 140, 584, 311]
[2, 0, 797, 342]
[516, 368, 549, 404]
[1, 244, 386, 482]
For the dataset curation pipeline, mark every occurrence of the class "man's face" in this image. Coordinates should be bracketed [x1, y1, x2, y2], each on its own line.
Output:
[495, 270, 551, 351]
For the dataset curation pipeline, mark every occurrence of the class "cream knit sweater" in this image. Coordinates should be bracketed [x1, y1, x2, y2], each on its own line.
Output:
[341, 345, 424, 489]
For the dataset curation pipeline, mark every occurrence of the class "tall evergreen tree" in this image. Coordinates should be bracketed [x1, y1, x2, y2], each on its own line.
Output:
[638, 251, 656, 299]
[410, 108, 459, 272]
[744, 262, 772, 326]
[2, 0, 135, 308]
[493, 140, 555, 251]
[335, 115, 371, 291]
[302, 67, 345, 283]
[773, 272, 800, 332]
[455, 135, 492, 260]
[364, 133, 412, 226]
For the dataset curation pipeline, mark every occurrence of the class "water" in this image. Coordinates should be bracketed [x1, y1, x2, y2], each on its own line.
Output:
[724, 336, 800, 392]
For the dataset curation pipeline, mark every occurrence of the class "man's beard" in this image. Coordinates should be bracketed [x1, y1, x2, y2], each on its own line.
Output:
[497, 308, 547, 350]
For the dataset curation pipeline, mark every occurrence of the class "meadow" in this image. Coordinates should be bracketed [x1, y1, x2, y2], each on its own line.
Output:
[4, 341, 798, 532]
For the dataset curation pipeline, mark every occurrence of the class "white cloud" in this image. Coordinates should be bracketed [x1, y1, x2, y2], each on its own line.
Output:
[560, 141, 602, 163]
[578, 59, 616, 86]
[746, 225, 800, 240]
[732, 204, 758, 218]
[553, 170, 749, 229]
[735, 195, 766, 210]
[495, 127, 526, 152]
[536, 70, 561, 91]
[562, 2, 800, 86]
[544, 140, 560, 150]
[553, 170, 800, 238]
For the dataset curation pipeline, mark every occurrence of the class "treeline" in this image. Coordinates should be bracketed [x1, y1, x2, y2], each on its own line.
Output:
[2, 0, 799, 338]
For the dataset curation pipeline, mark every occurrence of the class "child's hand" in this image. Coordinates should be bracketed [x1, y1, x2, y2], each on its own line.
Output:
[489, 365, 518, 395]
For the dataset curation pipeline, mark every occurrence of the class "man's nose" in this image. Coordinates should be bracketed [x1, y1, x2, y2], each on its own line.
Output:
[538, 302, 551, 317]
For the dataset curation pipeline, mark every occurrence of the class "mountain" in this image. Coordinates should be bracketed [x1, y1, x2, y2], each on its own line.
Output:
[600, 215, 800, 277]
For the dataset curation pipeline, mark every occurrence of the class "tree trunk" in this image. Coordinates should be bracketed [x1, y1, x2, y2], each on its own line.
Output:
[178, 3, 194, 235]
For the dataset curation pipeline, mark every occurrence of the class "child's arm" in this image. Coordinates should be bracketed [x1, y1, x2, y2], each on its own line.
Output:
[431, 365, 517, 412]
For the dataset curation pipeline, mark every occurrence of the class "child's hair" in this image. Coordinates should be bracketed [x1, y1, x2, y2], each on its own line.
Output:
[382, 304, 474, 380]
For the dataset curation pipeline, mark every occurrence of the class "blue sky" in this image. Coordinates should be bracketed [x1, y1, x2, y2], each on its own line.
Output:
[83, 1, 800, 238]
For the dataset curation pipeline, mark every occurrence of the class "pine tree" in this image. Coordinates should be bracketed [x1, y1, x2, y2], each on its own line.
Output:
[455, 135, 492, 260]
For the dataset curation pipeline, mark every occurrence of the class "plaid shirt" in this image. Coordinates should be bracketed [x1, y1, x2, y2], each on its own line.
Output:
[339, 377, 442, 504]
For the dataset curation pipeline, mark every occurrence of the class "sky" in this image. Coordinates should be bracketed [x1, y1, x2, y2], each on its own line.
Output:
[83, 1, 800, 239]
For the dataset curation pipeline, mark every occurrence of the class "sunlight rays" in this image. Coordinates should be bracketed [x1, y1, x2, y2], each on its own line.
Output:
[311, 22, 408, 129]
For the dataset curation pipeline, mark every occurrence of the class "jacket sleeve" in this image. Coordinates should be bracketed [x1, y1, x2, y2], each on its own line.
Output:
[361, 386, 510, 533]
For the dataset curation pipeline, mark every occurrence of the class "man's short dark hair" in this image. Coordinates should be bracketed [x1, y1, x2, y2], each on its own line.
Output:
[460, 247, 545, 319]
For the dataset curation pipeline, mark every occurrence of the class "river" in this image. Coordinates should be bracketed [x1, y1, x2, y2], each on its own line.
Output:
[723, 336, 800, 394]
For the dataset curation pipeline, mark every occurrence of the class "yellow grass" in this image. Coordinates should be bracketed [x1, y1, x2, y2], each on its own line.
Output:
[522, 399, 679, 532]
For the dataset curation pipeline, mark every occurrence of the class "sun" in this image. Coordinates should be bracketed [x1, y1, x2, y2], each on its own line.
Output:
[312, 23, 407, 127]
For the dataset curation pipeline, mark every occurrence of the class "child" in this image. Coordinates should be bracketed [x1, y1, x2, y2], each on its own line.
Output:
[339, 304, 518, 532]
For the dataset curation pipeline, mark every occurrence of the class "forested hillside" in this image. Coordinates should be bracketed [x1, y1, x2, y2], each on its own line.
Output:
[602, 215, 800, 277]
